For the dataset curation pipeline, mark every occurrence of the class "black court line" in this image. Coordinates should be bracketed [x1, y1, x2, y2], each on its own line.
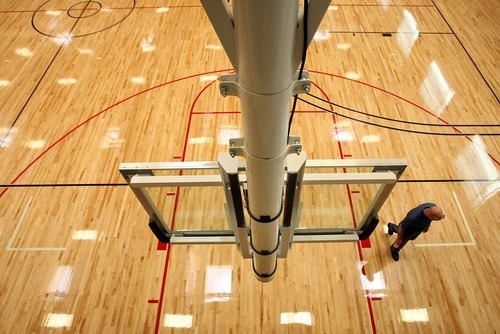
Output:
[326, 31, 454, 35]
[399, 179, 499, 183]
[300, 97, 500, 136]
[0, 1, 93, 148]
[431, 0, 499, 103]
[0, 179, 497, 189]
[31, 1, 136, 38]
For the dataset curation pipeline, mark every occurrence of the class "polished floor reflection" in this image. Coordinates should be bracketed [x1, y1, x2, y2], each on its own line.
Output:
[0, 0, 498, 333]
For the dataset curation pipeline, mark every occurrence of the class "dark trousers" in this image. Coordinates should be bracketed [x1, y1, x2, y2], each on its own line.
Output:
[388, 223, 409, 251]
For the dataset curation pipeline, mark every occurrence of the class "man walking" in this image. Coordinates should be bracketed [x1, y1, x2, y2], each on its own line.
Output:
[388, 203, 445, 261]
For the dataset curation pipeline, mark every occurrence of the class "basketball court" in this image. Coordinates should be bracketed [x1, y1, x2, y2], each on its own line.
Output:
[0, 0, 498, 332]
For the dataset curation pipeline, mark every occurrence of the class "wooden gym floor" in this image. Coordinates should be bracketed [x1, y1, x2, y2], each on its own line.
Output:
[0, 0, 498, 333]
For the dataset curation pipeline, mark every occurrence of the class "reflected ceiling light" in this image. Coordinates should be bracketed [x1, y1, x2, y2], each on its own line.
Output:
[482, 181, 500, 204]
[357, 261, 386, 298]
[107, 129, 120, 140]
[420, 61, 454, 116]
[0, 136, 11, 147]
[328, 5, 339, 10]
[188, 137, 213, 144]
[205, 265, 232, 303]
[200, 75, 218, 82]
[378, 0, 390, 10]
[217, 126, 240, 145]
[345, 72, 360, 80]
[131, 76, 145, 84]
[54, 33, 73, 47]
[101, 127, 125, 148]
[280, 312, 313, 326]
[336, 43, 351, 50]
[156, 7, 170, 13]
[0, 80, 10, 86]
[471, 135, 499, 180]
[205, 44, 222, 50]
[205, 266, 232, 293]
[46, 10, 62, 16]
[400, 308, 429, 322]
[141, 45, 156, 52]
[57, 78, 77, 85]
[27, 139, 45, 149]
[48, 266, 73, 295]
[72, 230, 98, 240]
[78, 49, 94, 54]
[334, 130, 354, 142]
[164, 314, 193, 328]
[0, 127, 15, 147]
[361, 135, 380, 143]
[333, 120, 351, 128]
[15, 48, 33, 57]
[313, 31, 330, 41]
[141, 34, 155, 52]
[396, 10, 419, 57]
[455, 139, 499, 206]
[44, 313, 74, 328]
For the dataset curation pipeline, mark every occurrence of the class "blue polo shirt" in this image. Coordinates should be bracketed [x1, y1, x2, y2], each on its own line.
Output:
[401, 203, 435, 240]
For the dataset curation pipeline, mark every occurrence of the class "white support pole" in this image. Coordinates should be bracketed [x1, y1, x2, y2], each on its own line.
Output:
[222, 0, 303, 282]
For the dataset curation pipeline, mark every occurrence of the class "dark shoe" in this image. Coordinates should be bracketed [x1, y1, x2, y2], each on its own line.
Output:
[390, 245, 399, 261]
[388, 223, 395, 236]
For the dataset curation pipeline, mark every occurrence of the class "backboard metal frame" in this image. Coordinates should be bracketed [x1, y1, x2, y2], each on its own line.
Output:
[119, 157, 406, 258]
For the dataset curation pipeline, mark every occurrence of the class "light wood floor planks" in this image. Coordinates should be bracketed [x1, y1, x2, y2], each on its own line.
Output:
[0, 0, 498, 333]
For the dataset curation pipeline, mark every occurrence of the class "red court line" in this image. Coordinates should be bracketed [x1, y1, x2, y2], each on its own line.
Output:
[0, 69, 232, 199]
[0, 3, 435, 14]
[148, 299, 159, 304]
[1, 67, 494, 332]
[154, 241, 172, 333]
[192, 111, 240, 114]
[313, 81, 377, 332]
[310, 70, 500, 166]
[356, 241, 377, 332]
[154, 78, 218, 334]
[361, 239, 372, 248]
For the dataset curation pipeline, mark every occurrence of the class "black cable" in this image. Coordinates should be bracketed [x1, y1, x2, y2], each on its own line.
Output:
[307, 93, 500, 127]
[298, 97, 500, 136]
[288, 0, 309, 139]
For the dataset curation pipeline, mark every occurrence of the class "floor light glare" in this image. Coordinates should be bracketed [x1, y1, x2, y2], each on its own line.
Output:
[15, 48, 33, 57]
[43, 313, 74, 328]
[72, 230, 98, 240]
[205, 265, 232, 302]
[163, 314, 193, 328]
[189, 137, 213, 144]
[280, 312, 313, 326]
[131, 76, 145, 84]
[57, 78, 77, 85]
[200, 75, 219, 82]
[27, 139, 45, 149]
[400, 308, 429, 322]
[156, 7, 170, 13]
